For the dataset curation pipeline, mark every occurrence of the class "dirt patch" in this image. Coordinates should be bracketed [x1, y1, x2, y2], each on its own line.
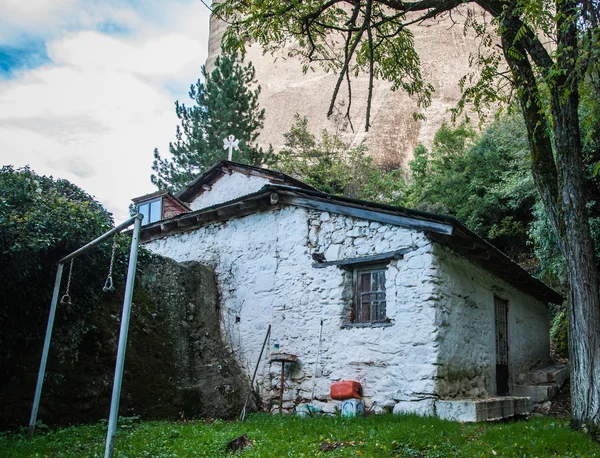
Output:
[547, 380, 571, 417]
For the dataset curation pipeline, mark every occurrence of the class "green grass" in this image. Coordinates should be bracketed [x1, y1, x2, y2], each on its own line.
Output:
[2, 414, 599, 457]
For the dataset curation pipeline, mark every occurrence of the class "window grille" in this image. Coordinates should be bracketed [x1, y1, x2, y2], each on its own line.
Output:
[354, 267, 387, 322]
[494, 296, 509, 365]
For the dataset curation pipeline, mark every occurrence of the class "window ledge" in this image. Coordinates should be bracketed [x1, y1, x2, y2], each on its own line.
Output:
[341, 321, 394, 329]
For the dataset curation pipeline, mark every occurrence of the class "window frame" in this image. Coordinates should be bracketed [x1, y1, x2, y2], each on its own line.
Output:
[352, 263, 388, 324]
[137, 197, 163, 225]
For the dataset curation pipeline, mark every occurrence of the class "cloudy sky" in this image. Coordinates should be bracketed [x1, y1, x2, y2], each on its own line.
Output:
[0, 0, 212, 222]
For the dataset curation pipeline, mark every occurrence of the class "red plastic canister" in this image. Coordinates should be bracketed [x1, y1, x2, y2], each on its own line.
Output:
[330, 380, 362, 400]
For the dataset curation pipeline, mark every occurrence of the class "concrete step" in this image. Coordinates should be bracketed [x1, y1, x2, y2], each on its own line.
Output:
[511, 384, 558, 403]
[436, 397, 532, 422]
[526, 364, 569, 386]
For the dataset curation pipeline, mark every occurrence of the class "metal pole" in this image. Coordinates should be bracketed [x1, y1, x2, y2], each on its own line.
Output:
[279, 363, 285, 415]
[104, 214, 143, 458]
[240, 324, 271, 421]
[311, 319, 324, 402]
[60, 215, 139, 264]
[27, 263, 64, 439]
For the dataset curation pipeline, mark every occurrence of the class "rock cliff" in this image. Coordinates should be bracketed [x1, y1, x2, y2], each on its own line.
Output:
[207, 6, 489, 167]
[0, 255, 252, 429]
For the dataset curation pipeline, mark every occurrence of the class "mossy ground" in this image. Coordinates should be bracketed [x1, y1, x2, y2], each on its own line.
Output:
[2, 413, 599, 457]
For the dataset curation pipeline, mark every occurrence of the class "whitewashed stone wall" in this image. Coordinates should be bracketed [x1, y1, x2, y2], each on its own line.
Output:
[144, 204, 551, 416]
[188, 172, 271, 211]
[145, 205, 442, 415]
[433, 244, 551, 398]
[306, 211, 440, 416]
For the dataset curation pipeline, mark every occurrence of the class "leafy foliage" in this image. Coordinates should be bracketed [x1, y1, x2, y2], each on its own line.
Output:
[0, 166, 126, 399]
[273, 114, 405, 202]
[529, 201, 567, 287]
[405, 116, 536, 259]
[551, 309, 570, 359]
[152, 53, 272, 192]
[0, 166, 115, 329]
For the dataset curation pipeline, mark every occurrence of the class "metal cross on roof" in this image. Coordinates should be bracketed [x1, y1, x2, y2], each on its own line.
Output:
[223, 134, 240, 161]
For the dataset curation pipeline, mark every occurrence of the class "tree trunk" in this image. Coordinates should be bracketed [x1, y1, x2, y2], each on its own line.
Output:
[554, 102, 600, 429]
[550, 0, 600, 428]
[497, 0, 600, 429]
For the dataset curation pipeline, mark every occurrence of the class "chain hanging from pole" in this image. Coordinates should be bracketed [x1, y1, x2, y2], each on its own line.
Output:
[60, 260, 74, 305]
[103, 236, 118, 292]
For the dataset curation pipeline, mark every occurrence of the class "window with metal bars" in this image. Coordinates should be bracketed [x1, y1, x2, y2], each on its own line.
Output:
[353, 266, 387, 323]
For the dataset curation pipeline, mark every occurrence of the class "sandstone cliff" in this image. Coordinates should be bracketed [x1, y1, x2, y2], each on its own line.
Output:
[207, 6, 489, 167]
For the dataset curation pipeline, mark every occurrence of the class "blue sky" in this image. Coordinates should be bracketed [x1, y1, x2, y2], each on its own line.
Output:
[0, 40, 50, 77]
[0, 0, 212, 222]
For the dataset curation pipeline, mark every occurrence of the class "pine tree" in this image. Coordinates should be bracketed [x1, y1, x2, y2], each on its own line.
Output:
[151, 53, 272, 192]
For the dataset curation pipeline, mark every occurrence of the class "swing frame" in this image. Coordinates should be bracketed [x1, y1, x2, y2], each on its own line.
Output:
[27, 214, 143, 458]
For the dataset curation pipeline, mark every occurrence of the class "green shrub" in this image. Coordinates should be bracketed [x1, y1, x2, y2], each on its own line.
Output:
[0, 166, 119, 350]
[551, 309, 569, 358]
[0, 166, 127, 428]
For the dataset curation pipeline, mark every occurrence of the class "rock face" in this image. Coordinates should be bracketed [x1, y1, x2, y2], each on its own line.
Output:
[0, 255, 251, 429]
[207, 6, 489, 166]
[139, 256, 254, 419]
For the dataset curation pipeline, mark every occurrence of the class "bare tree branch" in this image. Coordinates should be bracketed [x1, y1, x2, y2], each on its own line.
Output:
[328, 2, 367, 117]
[366, 1, 375, 131]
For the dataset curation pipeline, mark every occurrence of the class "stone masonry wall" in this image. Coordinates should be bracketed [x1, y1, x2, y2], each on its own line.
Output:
[433, 243, 551, 399]
[144, 206, 442, 415]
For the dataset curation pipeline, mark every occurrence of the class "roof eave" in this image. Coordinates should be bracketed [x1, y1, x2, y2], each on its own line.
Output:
[131, 189, 169, 204]
[139, 184, 563, 305]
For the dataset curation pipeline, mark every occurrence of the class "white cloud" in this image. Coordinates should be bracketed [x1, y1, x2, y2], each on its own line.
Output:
[0, 1, 212, 223]
[0, 64, 177, 221]
[48, 31, 205, 79]
[0, 0, 77, 25]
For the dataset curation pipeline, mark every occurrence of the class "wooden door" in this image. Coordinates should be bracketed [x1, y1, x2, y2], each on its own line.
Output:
[494, 296, 509, 395]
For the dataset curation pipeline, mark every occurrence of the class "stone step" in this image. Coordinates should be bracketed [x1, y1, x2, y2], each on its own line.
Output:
[436, 397, 532, 422]
[526, 364, 569, 386]
[511, 384, 558, 403]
